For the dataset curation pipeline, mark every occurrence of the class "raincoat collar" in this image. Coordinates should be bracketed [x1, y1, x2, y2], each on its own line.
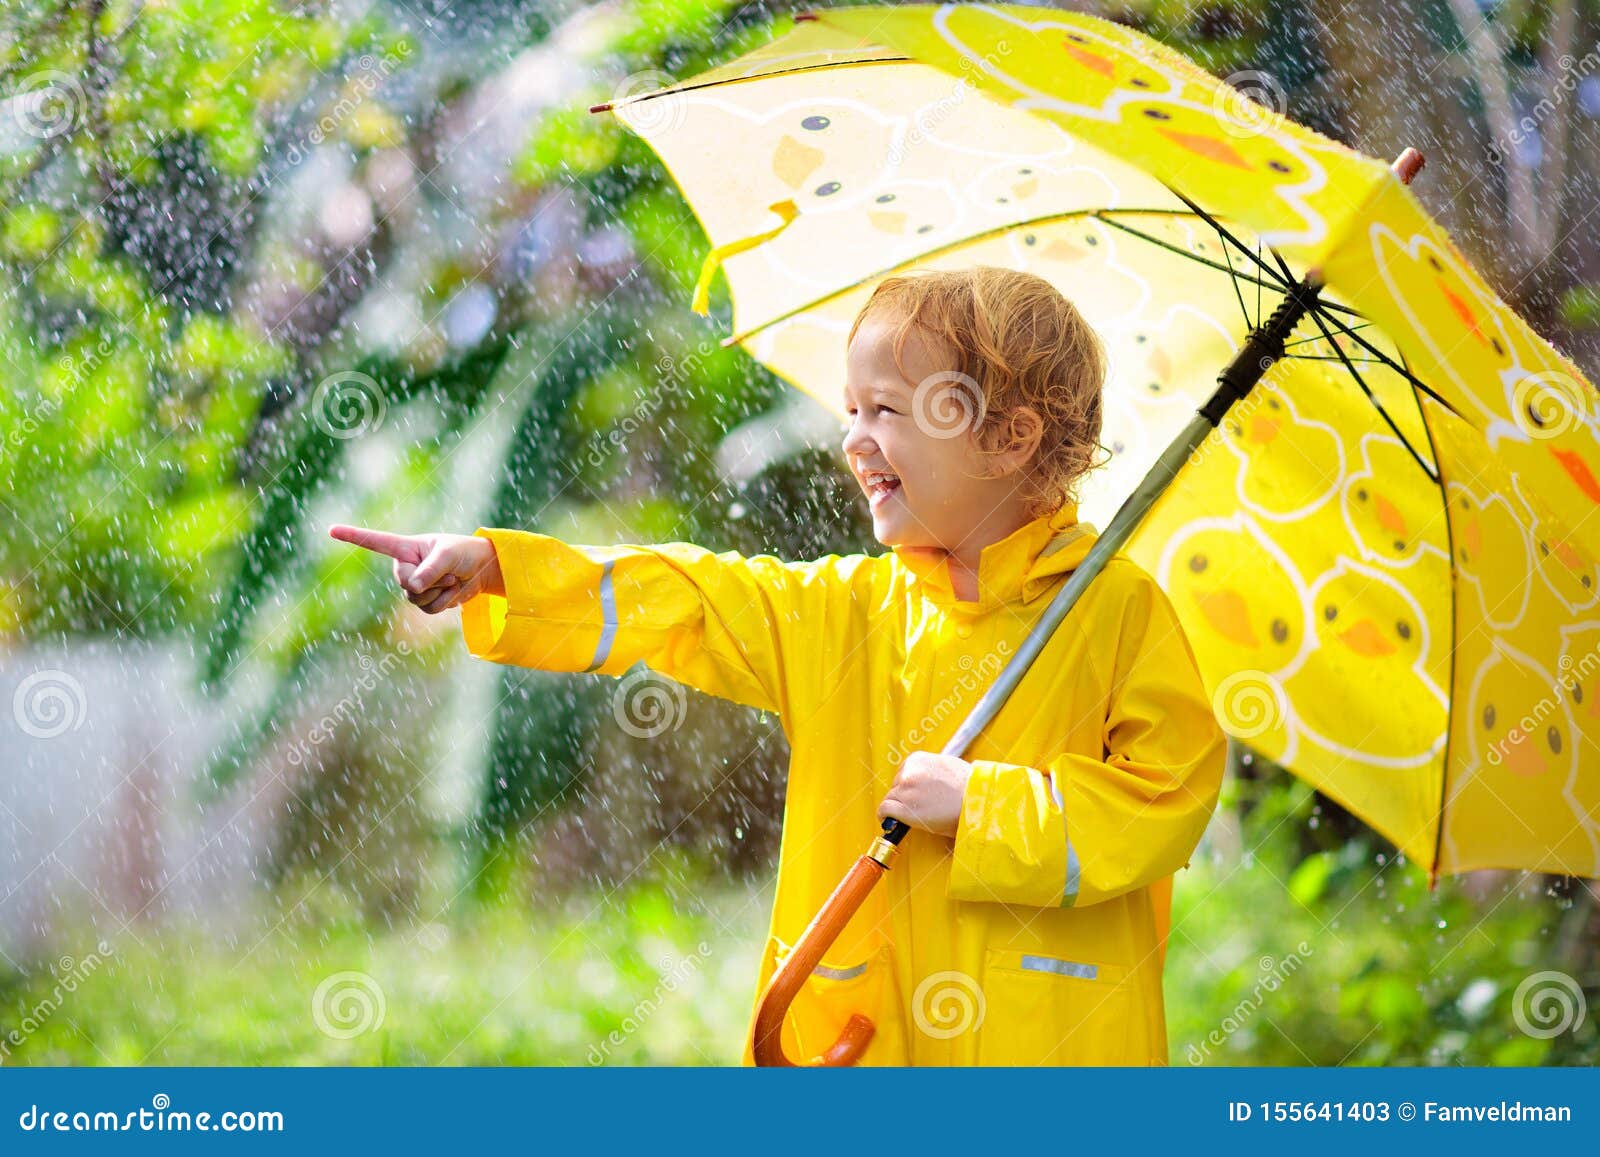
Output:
[892, 503, 1099, 611]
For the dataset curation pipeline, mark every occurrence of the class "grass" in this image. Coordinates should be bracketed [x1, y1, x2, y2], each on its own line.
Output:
[4, 782, 1593, 1066]
[1, 865, 769, 1066]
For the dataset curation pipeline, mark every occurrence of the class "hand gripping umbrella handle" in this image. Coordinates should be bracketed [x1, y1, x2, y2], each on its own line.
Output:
[750, 822, 906, 1066]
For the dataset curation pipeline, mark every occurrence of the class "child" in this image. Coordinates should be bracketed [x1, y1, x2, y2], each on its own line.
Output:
[330, 265, 1225, 1066]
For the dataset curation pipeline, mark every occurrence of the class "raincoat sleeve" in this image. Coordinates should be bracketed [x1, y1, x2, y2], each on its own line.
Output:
[458, 526, 858, 718]
[947, 568, 1225, 909]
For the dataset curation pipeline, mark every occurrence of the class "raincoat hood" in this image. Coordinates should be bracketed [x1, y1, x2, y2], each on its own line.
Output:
[890, 502, 1099, 610]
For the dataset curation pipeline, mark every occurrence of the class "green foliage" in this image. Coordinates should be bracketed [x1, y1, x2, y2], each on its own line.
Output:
[1167, 774, 1597, 1066]
[0, 0, 401, 640]
[0, 869, 766, 1065]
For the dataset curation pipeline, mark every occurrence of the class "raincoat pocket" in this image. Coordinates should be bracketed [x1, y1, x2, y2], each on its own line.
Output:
[977, 947, 1134, 1066]
[770, 936, 903, 1065]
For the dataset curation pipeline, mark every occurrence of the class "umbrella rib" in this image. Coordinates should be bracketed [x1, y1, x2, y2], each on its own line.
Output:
[1307, 308, 1469, 421]
[588, 55, 912, 114]
[1416, 356, 1461, 886]
[1271, 247, 1299, 287]
[1160, 189, 1370, 320]
[1215, 222, 1257, 331]
[1305, 304, 1441, 484]
[1091, 214, 1292, 297]
[1286, 353, 1388, 365]
[1284, 325, 1372, 349]
[1165, 187, 1292, 289]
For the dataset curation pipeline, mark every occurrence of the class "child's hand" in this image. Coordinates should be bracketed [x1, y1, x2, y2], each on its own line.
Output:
[328, 524, 505, 613]
[878, 751, 972, 839]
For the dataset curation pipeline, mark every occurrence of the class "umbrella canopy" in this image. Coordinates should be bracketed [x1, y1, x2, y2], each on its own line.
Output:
[594, 4, 1600, 880]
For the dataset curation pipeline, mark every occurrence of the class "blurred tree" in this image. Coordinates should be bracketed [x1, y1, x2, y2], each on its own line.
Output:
[1, 0, 405, 637]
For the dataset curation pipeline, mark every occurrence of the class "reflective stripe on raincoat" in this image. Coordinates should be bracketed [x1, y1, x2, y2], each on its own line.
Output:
[460, 501, 1225, 1065]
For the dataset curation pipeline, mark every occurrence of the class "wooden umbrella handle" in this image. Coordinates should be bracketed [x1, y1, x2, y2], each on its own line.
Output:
[1392, 147, 1425, 184]
[750, 834, 900, 1066]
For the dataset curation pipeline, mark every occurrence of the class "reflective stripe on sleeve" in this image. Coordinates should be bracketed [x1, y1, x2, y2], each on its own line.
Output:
[1062, 826, 1080, 908]
[582, 558, 618, 673]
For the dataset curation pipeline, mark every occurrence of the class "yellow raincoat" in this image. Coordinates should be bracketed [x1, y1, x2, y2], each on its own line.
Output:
[460, 501, 1225, 1065]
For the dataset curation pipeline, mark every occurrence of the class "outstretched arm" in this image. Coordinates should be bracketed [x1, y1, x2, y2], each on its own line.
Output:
[330, 522, 872, 720]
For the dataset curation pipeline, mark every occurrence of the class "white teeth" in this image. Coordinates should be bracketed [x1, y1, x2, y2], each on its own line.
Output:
[865, 472, 900, 500]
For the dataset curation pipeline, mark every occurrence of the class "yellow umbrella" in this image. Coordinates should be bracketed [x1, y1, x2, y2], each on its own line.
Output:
[594, 3, 1600, 885]
[590, 6, 1600, 1066]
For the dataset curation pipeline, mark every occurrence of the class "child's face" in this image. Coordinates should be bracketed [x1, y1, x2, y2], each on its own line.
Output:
[842, 311, 1036, 552]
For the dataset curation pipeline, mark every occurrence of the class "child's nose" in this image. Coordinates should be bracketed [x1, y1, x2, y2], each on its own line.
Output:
[841, 421, 874, 457]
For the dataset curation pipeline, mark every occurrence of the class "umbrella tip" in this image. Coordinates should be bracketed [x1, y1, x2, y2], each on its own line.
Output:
[588, 102, 612, 114]
[1391, 148, 1425, 186]
[796, 10, 818, 21]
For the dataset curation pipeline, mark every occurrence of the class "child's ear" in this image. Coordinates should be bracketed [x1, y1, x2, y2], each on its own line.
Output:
[990, 405, 1046, 474]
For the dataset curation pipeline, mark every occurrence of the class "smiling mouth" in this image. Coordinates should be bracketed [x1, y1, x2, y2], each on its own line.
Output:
[862, 472, 901, 505]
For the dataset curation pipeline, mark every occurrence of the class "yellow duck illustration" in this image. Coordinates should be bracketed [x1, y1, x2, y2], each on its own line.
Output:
[1368, 223, 1600, 519]
[929, 4, 1340, 248]
[1282, 561, 1447, 769]
[1123, 305, 1246, 418]
[1339, 432, 1449, 570]
[1450, 634, 1598, 873]
[1217, 380, 1346, 521]
[1512, 477, 1600, 617]
[1446, 479, 1535, 633]
[1155, 514, 1311, 763]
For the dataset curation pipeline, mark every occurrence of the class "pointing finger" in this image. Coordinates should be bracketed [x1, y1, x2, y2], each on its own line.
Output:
[329, 524, 421, 562]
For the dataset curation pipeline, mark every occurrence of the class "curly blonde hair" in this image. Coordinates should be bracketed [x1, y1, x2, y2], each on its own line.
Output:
[847, 265, 1107, 518]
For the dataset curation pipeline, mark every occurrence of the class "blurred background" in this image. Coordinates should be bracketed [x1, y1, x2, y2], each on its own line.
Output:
[1, 0, 1597, 1065]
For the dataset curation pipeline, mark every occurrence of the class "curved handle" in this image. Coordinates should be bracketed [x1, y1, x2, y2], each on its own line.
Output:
[751, 826, 907, 1066]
